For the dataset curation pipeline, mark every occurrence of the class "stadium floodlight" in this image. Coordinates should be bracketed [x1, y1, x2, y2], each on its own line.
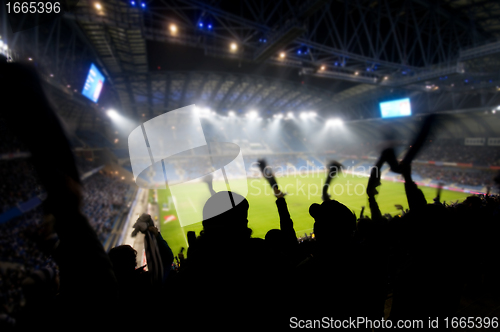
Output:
[273, 113, 283, 119]
[170, 24, 177, 34]
[326, 118, 343, 126]
[230, 43, 237, 51]
[195, 107, 210, 118]
[246, 110, 258, 119]
[287, 112, 294, 119]
[107, 109, 118, 119]
[228, 111, 235, 117]
[300, 112, 308, 119]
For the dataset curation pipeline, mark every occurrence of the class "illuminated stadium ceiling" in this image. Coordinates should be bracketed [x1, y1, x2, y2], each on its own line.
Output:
[3, 0, 500, 127]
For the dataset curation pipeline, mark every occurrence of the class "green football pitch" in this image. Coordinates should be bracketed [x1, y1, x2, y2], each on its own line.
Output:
[153, 174, 471, 256]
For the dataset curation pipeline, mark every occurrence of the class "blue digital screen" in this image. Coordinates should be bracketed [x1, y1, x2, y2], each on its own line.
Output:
[82, 64, 105, 103]
[380, 98, 411, 118]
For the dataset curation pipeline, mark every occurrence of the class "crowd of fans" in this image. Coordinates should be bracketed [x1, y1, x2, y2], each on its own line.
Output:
[81, 172, 130, 243]
[0, 207, 57, 324]
[0, 160, 42, 214]
[418, 139, 500, 166]
[0, 166, 130, 325]
[5, 148, 500, 330]
[1, 60, 500, 330]
[412, 164, 496, 188]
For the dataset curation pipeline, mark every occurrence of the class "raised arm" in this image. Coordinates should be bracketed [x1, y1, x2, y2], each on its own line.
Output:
[133, 214, 174, 285]
[147, 225, 174, 283]
[401, 163, 427, 211]
[366, 152, 385, 220]
[273, 186, 298, 246]
[257, 159, 297, 246]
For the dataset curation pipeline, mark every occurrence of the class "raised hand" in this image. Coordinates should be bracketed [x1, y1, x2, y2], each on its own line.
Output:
[322, 160, 343, 201]
[327, 160, 343, 178]
[433, 182, 445, 204]
[132, 213, 155, 235]
[257, 159, 278, 190]
[366, 167, 381, 198]
[202, 174, 216, 196]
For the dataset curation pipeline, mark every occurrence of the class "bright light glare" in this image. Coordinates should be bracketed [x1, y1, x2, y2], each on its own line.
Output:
[95, 3, 102, 10]
[195, 107, 211, 118]
[228, 111, 235, 117]
[170, 24, 177, 33]
[279, 52, 285, 58]
[308, 111, 317, 117]
[107, 110, 118, 118]
[326, 119, 343, 126]
[287, 112, 294, 119]
[246, 111, 258, 119]
[230, 43, 237, 51]
[300, 112, 308, 119]
[273, 114, 283, 119]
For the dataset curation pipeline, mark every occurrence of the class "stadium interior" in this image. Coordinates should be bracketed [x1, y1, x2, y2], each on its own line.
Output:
[1, 0, 500, 329]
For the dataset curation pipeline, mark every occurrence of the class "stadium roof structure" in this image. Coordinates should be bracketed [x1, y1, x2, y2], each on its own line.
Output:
[3, 0, 500, 129]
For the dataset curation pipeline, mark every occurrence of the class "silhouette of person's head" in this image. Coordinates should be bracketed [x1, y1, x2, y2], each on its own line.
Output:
[310, 200, 356, 245]
[404, 203, 450, 248]
[464, 195, 482, 209]
[108, 245, 137, 277]
[265, 229, 286, 252]
[202, 191, 251, 239]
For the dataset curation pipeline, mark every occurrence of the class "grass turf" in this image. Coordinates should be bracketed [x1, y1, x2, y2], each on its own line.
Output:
[156, 173, 471, 256]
